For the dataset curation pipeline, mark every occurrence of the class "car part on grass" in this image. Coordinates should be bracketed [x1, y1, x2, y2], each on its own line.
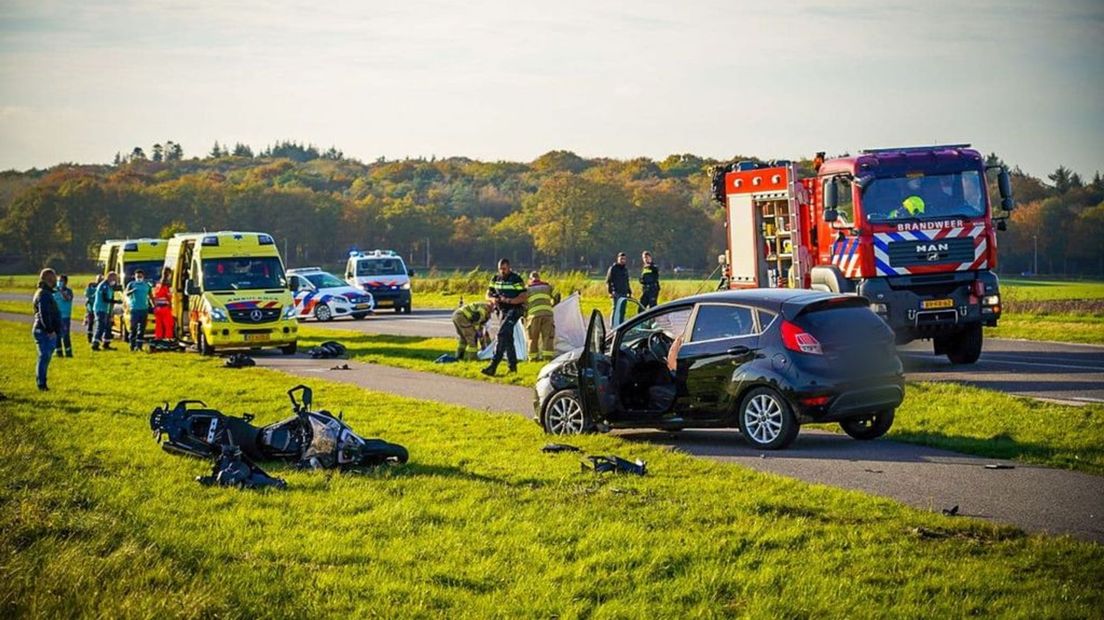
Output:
[224, 353, 256, 368]
[150, 384, 409, 488]
[197, 446, 287, 489]
[581, 455, 647, 476]
[434, 354, 458, 364]
[147, 339, 186, 353]
[308, 341, 347, 359]
[542, 443, 581, 453]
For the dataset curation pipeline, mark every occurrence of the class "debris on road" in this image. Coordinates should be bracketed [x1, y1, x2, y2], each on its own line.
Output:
[308, 341, 347, 359]
[985, 463, 1015, 470]
[330, 363, 351, 371]
[942, 505, 960, 517]
[224, 353, 256, 368]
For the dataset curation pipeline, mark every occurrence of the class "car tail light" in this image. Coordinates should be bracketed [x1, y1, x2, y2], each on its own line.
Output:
[781, 320, 822, 355]
[801, 395, 830, 406]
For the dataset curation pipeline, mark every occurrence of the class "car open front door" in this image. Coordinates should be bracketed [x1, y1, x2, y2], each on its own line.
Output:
[611, 297, 643, 329]
[578, 309, 617, 423]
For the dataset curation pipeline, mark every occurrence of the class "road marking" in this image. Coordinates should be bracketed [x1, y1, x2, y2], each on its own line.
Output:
[901, 353, 1104, 372]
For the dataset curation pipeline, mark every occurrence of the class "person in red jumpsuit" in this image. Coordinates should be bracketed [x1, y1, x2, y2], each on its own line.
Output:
[153, 266, 175, 340]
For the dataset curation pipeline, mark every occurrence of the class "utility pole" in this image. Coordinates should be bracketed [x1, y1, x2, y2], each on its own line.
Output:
[1033, 234, 1038, 275]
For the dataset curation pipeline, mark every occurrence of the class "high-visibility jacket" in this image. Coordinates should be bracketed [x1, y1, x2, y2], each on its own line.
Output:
[527, 281, 555, 318]
[458, 301, 491, 326]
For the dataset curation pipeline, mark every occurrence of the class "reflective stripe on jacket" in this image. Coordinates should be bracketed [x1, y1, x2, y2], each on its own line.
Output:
[458, 301, 491, 325]
[527, 282, 554, 318]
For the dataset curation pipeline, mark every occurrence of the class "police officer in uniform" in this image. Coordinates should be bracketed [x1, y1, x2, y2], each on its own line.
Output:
[482, 258, 528, 376]
[639, 251, 660, 309]
[525, 271, 558, 361]
[452, 300, 491, 361]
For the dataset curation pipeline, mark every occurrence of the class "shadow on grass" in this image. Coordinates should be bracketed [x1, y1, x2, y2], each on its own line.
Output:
[888, 430, 1104, 475]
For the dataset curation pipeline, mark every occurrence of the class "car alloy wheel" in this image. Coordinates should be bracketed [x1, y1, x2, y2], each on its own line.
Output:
[744, 393, 784, 445]
[315, 304, 333, 322]
[544, 390, 587, 435]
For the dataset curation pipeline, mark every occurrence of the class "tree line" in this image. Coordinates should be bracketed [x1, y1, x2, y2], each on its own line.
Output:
[0, 145, 1100, 278]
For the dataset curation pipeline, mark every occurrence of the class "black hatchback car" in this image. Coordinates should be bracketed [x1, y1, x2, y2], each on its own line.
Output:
[532, 290, 905, 450]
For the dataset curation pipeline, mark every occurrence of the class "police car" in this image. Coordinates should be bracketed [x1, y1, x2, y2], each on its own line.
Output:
[344, 250, 413, 314]
[287, 267, 375, 321]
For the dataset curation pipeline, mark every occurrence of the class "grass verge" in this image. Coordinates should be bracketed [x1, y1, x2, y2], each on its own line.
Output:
[988, 314, 1104, 344]
[1, 319, 1102, 617]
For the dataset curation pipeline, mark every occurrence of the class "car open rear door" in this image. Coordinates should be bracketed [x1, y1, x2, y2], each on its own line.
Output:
[578, 309, 617, 422]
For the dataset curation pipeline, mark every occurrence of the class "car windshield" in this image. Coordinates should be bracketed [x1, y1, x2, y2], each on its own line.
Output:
[202, 257, 285, 291]
[621, 307, 692, 345]
[355, 258, 405, 276]
[122, 260, 164, 285]
[305, 272, 346, 289]
[861, 170, 986, 222]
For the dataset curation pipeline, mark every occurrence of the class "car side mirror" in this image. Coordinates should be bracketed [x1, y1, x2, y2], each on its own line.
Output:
[823, 208, 838, 223]
[288, 276, 299, 292]
[997, 220, 1007, 232]
[407, 268, 415, 277]
[185, 279, 199, 296]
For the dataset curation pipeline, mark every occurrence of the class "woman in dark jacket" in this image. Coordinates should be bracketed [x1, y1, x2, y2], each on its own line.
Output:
[32, 268, 62, 390]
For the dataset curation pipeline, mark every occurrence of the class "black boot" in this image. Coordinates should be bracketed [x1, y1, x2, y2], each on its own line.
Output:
[481, 364, 497, 376]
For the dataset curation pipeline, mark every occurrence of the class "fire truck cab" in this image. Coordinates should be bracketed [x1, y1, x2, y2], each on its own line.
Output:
[714, 144, 1014, 364]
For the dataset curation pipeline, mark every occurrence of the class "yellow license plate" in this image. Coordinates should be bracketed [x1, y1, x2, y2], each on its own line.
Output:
[244, 333, 270, 342]
[356, 303, 371, 309]
[921, 299, 955, 310]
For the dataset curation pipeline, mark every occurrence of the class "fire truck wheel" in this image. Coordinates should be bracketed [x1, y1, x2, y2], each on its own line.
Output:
[840, 409, 895, 440]
[946, 323, 983, 365]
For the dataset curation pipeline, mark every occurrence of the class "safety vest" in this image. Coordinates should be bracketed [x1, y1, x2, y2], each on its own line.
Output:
[527, 282, 554, 318]
[460, 301, 491, 325]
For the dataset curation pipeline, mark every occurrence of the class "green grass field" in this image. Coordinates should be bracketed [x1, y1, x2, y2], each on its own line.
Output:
[1, 319, 1101, 617]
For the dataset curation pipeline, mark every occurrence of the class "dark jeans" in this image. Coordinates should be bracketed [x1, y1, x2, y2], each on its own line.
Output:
[641, 288, 659, 309]
[33, 330, 56, 387]
[57, 318, 72, 356]
[130, 309, 149, 350]
[491, 308, 523, 370]
[93, 311, 111, 345]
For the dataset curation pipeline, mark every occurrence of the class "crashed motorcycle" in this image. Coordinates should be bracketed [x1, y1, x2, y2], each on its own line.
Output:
[150, 385, 408, 488]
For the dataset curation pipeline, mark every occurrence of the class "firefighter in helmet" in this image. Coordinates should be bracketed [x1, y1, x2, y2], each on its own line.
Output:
[889, 178, 926, 219]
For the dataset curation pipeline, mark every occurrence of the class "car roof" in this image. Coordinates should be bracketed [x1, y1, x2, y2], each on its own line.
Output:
[672, 288, 843, 310]
[287, 267, 323, 274]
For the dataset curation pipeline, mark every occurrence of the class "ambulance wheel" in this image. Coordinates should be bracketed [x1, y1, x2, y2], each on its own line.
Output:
[945, 323, 983, 365]
[314, 304, 334, 322]
[197, 332, 213, 356]
[281, 342, 298, 355]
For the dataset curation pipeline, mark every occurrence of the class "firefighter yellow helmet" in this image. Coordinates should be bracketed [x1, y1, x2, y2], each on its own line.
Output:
[902, 195, 925, 216]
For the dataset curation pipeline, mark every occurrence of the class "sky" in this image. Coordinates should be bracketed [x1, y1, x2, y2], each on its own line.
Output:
[0, 0, 1101, 178]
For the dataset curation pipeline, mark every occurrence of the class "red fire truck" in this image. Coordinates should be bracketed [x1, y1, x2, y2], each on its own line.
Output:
[711, 144, 1014, 364]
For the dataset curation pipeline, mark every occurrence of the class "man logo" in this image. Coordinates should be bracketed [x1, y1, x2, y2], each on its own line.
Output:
[927, 252, 941, 262]
[915, 243, 949, 253]
[250, 309, 263, 322]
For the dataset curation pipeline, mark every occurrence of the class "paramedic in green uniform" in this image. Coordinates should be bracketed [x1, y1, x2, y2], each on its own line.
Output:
[482, 258, 528, 376]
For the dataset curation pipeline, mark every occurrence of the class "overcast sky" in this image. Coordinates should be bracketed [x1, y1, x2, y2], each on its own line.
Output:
[0, 0, 1100, 177]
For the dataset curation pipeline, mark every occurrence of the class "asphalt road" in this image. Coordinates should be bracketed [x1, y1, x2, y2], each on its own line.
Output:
[311, 307, 1104, 405]
[2, 310, 1101, 541]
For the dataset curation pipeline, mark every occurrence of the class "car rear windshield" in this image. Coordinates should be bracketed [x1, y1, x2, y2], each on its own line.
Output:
[356, 259, 405, 276]
[794, 305, 892, 342]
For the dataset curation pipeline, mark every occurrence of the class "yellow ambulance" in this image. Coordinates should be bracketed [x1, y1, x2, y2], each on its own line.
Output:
[97, 238, 168, 342]
[163, 231, 298, 355]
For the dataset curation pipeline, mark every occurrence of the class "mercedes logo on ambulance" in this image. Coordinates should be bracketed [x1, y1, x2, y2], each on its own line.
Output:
[250, 309, 263, 322]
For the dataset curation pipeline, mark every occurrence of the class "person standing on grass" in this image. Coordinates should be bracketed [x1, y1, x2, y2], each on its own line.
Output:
[605, 252, 631, 314]
[31, 268, 62, 391]
[525, 271, 558, 361]
[482, 258, 527, 376]
[153, 266, 175, 340]
[84, 275, 102, 343]
[639, 251, 661, 309]
[92, 271, 118, 351]
[52, 273, 74, 358]
[125, 269, 153, 351]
